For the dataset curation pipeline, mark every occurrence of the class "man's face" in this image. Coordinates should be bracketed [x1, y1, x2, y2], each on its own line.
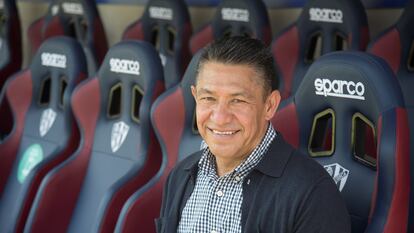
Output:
[192, 61, 280, 162]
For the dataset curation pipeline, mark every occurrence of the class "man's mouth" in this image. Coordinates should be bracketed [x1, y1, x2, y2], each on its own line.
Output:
[209, 128, 240, 135]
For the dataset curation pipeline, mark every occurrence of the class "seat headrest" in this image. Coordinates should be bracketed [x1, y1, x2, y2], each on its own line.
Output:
[274, 51, 409, 233]
[31, 36, 87, 81]
[395, 1, 414, 33]
[297, 0, 368, 51]
[97, 40, 164, 91]
[0, 0, 21, 69]
[46, 0, 98, 20]
[211, 0, 270, 39]
[30, 36, 87, 109]
[295, 51, 404, 116]
[142, 0, 190, 28]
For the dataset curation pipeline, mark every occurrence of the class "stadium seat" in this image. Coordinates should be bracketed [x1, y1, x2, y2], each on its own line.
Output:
[272, 51, 410, 233]
[272, 0, 369, 99]
[27, 0, 108, 74]
[0, 0, 22, 91]
[0, 36, 87, 233]
[23, 40, 165, 233]
[122, 0, 192, 89]
[189, 0, 271, 55]
[368, 2, 414, 232]
[113, 51, 204, 233]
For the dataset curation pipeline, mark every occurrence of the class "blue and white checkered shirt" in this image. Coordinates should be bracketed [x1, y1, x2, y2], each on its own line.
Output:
[178, 124, 276, 233]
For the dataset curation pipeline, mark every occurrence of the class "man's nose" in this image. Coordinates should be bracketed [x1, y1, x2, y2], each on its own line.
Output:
[210, 102, 232, 125]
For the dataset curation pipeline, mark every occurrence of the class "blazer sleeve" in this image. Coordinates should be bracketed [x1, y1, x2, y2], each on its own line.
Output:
[155, 171, 173, 233]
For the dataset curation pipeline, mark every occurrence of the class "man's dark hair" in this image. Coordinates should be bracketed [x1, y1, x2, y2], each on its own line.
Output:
[196, 36, 278, 96]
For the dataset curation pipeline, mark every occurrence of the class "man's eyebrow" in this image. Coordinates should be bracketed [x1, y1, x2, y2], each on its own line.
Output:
[197, 88, 214, 95]
[230, 92, 254, 99]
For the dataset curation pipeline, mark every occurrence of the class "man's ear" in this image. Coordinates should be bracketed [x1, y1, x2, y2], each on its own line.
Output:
[265, 90, 281, 120]
[191, 85, 197, 100]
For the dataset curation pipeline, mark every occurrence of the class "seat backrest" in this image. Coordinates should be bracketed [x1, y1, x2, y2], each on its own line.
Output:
[24, 40, 165, 233]
[190, 0, 271, 55]
[0, 0, 22, 141]
[113, 51, 204, 233]
[368, 1, 414, 107]
[273, 0, 369, 99]
[27, 0, 108, 75]
[0, 0, 21, 90]
[122, 0, 192, 89]
[368, 2, 414, 232]
[0, 36, 87, 233]
[272, 51, 410, 233]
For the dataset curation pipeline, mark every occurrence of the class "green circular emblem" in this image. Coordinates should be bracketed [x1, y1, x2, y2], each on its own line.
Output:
[17, 144, 44, 184]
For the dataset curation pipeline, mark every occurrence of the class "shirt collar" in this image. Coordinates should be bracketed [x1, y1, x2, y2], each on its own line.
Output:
[184, 125, 294, 178]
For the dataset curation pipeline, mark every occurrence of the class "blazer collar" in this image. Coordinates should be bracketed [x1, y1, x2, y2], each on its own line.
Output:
[183, 134, 294, 178]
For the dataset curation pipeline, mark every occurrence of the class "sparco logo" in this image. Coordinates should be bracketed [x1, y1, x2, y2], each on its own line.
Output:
[110, 58, 140, 75]
[62, 2, 84, 15]
[149, 6, 173, 20]
[309, 8, 343, 23]
[221, 8, 249, 22]
[314, 78, 365, 100]
[41, 53, 67, 68]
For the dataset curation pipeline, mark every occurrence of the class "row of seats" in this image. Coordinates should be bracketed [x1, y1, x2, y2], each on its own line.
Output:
[0, 0, 413, 232]
[0, 0, 390, 96]
[0, 35, 411, 233]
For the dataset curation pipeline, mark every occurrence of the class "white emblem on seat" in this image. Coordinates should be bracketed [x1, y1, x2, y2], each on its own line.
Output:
[51, 4, 60, 15]
[159, 53, 167, 67]
[39, 108, 57, 137]
[324, 163, 350, 192]
[221, 8, 249, 22]
[62, 2, 84, 15]
[109, 58, 140, 75]
[149, 6, 173, 20]
[111, 121, 130, 153]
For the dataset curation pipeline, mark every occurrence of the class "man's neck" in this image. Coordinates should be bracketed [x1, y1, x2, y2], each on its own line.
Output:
[215, 157, 246, 177]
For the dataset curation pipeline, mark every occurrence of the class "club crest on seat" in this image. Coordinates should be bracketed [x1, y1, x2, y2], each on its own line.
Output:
[111, 121, 130, 153]
[324, 163, 350, 192]
[39, 108, 57, 137]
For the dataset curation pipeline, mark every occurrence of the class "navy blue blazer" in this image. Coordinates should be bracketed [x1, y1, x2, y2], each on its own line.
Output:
[156, 135, 351, 233]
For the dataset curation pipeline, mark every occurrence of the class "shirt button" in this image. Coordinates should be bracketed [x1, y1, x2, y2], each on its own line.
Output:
[234, 176, 241, 182]
[216, 190, 224, 197]
[211, 230, 219, 233]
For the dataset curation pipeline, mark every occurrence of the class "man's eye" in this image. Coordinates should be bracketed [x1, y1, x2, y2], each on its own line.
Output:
[232, 99, 245, 103]
[200, 97, 215, 101]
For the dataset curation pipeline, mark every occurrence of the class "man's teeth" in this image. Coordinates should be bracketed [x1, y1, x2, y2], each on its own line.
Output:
[212, 129, 236, 135]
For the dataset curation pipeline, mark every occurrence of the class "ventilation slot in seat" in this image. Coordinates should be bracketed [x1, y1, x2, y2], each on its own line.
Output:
[108, 83, 122, 118]
[305, 32, 322, 64]
[334, 33, 348, 51]
[352, 113, 377, 169]
[59, 77, 67, 108]
[221, 26, 232, 40]
[131, 85, 143, 123]
[167, 25, 176, 54]
[68, 17, 88, 42]
[151, 26, 161, 50]
[308, 109, 335, 157]
[408, 40, 414, 71]
[0, 10, 6, 38]
[39, 77, 52, 106]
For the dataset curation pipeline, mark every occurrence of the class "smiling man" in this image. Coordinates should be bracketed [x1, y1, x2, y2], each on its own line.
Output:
[156, 36, 350, 233]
